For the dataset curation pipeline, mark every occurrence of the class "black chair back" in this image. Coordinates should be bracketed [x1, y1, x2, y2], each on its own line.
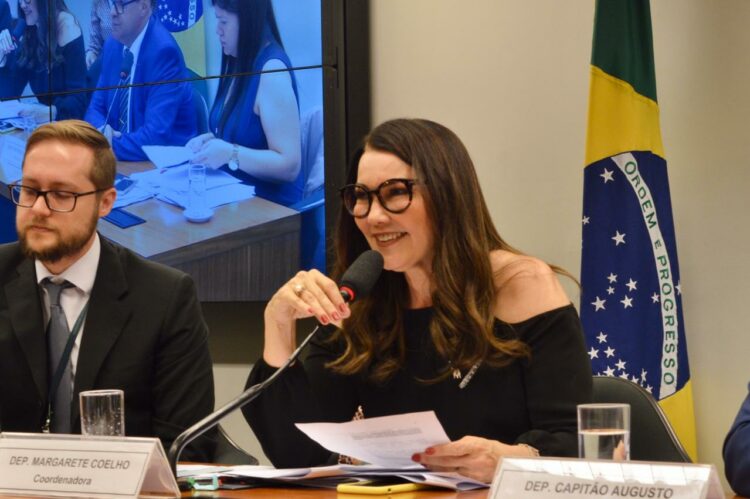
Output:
[592, 376, 691, 462]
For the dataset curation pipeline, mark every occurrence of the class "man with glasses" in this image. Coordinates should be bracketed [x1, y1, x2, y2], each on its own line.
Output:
[85, 0, 196, 161]
[0, 120, 214, 461]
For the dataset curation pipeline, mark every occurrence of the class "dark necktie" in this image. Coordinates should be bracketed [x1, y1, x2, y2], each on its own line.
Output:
[118, 48, 133, 132]
[43, 278, 76, 434]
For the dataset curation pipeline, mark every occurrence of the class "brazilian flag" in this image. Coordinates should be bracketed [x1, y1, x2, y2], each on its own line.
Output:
[580, 0, 697, 460]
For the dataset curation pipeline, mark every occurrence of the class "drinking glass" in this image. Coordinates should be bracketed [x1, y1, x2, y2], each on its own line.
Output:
[79, 389, 125, 437]
[184, 164, 213, 222]
[577, 403, 630, 461]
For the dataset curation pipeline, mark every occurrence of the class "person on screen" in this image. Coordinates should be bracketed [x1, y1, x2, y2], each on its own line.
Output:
[723, 381, 750, 496]
[186, 0, 303, 207]
[0, 0, 87, 120]
[242, 118, 593, 483]
[85, 0, 195, 161]
[0, 120, 214, 461]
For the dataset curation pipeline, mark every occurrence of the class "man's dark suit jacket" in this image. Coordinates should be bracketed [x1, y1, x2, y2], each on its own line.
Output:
[0, 237, 215, 461]
[84, 16, 196, 161]
[724, 382, 750, 496]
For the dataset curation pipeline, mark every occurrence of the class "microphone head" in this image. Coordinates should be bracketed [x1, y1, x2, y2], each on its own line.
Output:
[119, 50, 134, 79]
[339, 250, 384, 303]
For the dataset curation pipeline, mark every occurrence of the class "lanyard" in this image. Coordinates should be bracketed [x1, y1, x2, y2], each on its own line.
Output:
[42, 302, 90, 434]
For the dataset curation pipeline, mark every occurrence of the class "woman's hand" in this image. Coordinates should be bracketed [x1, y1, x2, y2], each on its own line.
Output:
[188, 134, 233, 170]
[186, 132, 215, 152]
[263, 270, 351, 366]
[412, 436, 538, 483]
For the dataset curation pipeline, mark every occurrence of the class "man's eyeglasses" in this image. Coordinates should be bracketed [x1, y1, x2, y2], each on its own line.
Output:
[9, 184, 106, 213]
[339, 178, 419, 218]
[108, 0, 139, 15]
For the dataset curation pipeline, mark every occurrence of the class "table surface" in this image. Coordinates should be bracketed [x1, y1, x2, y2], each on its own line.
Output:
[99, 161, 299, 263]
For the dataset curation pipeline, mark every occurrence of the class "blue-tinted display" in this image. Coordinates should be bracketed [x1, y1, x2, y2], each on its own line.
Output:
[0, 0, 326, 301]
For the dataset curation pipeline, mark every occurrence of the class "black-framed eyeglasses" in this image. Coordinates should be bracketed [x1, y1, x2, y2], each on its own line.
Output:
[339, 178, 419, 218]
[8, 184, 106, 213]
[108, 0, 139, 15]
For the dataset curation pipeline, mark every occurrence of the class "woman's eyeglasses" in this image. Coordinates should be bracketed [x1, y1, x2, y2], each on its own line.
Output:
[339, 178, 419, 218]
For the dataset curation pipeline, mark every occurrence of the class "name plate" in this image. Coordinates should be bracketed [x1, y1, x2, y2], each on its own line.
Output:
[0, 432, 179, 498]
[489, 457, 724, 499]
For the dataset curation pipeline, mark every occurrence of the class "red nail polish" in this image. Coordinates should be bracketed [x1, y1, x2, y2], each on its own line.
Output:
[320, 315, 329, 324]
[411, 453, 421, 462]
[332, 312, 340, 321]
[425, 447, 435, 455]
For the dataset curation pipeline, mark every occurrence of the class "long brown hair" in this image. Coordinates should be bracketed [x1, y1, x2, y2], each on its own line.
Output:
[329, 118, 530, 384]
[17, 0, 71, 70]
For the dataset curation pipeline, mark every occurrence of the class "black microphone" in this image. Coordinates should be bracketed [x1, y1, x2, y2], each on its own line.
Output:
[167, 250, 384, 475]
[102, 49, 134, 129]
[119, 48, 133, 79]
[11, 19, 25, 47]
[339, 250, 384, 302]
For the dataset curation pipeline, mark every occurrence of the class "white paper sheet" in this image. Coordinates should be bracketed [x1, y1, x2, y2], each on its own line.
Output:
[141, 145, 193, 168]
[176, 463, 487, 491]
[295, 410, 450, 468]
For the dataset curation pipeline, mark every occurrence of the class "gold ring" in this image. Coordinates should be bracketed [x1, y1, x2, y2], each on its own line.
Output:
[292, 283, 305, 297]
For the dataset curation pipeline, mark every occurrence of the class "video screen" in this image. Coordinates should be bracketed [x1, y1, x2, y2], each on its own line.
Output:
[0, 0, 325, 301]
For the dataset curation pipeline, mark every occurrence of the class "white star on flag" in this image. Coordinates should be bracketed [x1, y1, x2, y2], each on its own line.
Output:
[651, 292, 660, 303]
[607, 273, 618, 283]
[641, 369, 648, 382]
[604, 366, 615, 376]
[591, 296, 606, 311]
[605, 346, 615, 358]
[588, 347, 599, 359]
[606, 286, 615, 295]
[596, 332, 607, 343]
[600, 168, 614, 183]
[583, 216, 590, 225]
[612, 231, 626, 246]
[616, 359, 627, 370]
[626, 278, 638, 291]
[676, 282, 682, 295]
[619, 372, 629, 379]
[621, 295, 633, 308]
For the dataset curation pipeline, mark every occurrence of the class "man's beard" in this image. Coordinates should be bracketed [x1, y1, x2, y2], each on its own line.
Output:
[18, 212, 98, 264]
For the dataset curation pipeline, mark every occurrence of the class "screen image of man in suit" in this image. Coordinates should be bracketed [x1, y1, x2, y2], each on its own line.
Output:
[0, 120, 214, 461]
[84, 0, 196, 161]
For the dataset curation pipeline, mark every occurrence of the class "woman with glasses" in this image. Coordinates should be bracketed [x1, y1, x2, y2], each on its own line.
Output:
[0, 0, 87, 121]
[242, 118, 593, 483]
[185, 0, 302, 207]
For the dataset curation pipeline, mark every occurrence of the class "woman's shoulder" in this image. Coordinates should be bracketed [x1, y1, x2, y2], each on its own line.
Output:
[490, 249, 571, 324]
[56, 11, 82, 47]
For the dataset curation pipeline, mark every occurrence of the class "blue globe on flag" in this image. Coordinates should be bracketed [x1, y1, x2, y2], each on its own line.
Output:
[157, 0, 203, 32]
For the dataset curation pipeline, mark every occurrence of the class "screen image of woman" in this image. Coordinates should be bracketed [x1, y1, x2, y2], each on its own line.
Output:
[0, 0, 87, 121]
[243, 118, 594, 483]
[187, 0, 303, 207]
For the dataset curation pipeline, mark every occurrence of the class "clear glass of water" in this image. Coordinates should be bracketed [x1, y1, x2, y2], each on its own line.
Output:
[577, 403, 630, 461]
[79, 389, 125, 437]
[184, 163, 213, 222]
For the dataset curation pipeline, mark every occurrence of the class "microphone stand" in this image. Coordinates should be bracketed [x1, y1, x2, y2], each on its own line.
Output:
[167, 324, 322, 475]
